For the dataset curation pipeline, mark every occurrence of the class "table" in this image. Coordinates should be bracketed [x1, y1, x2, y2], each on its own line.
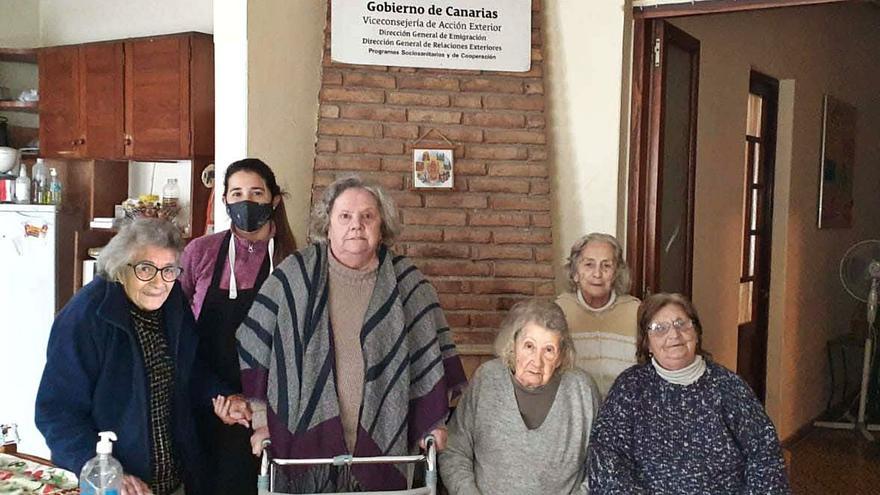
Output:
[0, 449, 78, 494]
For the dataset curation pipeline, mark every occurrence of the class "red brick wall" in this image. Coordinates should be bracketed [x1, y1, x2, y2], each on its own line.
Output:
[313, 1, 550, 360]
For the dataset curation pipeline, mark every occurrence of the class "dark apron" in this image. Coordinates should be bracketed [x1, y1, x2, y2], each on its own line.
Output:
[196, 231, 269, 495]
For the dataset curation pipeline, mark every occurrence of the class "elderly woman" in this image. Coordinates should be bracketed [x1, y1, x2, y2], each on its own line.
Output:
[587, 293, 790, 494]
[35, 218, 248, 495]
[440, 300, 600, 495]
[555, 233, 640, 398]
[237, 176, 467, 492]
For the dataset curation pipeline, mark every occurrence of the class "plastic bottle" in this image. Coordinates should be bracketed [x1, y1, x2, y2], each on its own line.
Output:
[162, 178, 180, 209]
[79, 431, 123, 495]
[47, 167, 62, 205]
[14, 164, 30, 204]
[31, 158, 47, 204]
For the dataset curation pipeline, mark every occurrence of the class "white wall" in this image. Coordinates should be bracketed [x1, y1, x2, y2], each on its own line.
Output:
[0, 0, 41, 46]
[39, 0, 213, 45]
[545, 0, 630, 288]
[212, 0, 325, 241]
[246, 0, 325, 243]
[213, 0, 249, 232]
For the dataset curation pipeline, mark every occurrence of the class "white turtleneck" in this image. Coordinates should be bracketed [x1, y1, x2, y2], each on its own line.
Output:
[652, 355, 706, 386]
[577, 290, 616, 313]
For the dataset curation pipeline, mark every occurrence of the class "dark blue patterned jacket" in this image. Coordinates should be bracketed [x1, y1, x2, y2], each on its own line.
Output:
[35, 276, 229, 495]
[587, 360, 790, 494]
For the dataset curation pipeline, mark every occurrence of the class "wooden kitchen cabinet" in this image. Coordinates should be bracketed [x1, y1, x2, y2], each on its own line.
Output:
[39, 32, 213, 160]
[81, 43, 126, 159]
[124, 33, 213, 159]
[39, 42, 124, 159]
[38, 46, 81, 157]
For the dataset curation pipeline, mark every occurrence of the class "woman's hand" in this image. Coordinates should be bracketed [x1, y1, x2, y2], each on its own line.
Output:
[251, 425, 270, 456]
[212, 394, 252, 427]
[121, 474, 152, 495]
[420, 427, 447, 452]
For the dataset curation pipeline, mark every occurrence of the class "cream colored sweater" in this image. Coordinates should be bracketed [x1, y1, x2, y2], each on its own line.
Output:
[555, 292, 640, 398]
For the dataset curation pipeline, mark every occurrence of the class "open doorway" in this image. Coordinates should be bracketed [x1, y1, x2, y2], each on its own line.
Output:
[625, 0, 880, 441]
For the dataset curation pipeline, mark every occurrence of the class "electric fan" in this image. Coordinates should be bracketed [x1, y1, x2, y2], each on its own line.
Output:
[814, 240, 880, 440]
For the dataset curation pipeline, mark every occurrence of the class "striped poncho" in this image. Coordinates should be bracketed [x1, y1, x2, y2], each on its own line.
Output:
[237, 243, 467, 491]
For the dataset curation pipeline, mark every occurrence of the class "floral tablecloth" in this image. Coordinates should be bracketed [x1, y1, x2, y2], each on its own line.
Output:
[0, 453, 78, 494]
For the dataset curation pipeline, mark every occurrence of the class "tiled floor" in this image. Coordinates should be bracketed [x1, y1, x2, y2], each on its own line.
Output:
[788, 428, 880, 494]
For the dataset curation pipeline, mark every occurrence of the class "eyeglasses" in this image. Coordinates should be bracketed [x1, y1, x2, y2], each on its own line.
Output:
[646, 318, 694, 337]
[128, 262, 183, 282]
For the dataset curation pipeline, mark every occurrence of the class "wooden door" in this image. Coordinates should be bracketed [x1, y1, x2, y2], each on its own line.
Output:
[736, 72, 779, 402]
[628, 20, 700, 298]
[124, 35, 191, 159]
[79, 43, 125, 159]
[39, 46, 81, 158]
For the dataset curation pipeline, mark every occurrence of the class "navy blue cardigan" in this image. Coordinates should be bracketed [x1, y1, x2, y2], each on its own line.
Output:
[35, 276, 229, 494]
[587, 360, 790, 493]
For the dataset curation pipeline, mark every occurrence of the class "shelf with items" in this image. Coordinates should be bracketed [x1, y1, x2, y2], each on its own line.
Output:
[0, 100, 37, 113]
[0, 48, 38, 64]
[64, 159, 130, 230]
[74, 229, 115, 289]
[1, 46, 40, 140]
[1, 123, 38, 149]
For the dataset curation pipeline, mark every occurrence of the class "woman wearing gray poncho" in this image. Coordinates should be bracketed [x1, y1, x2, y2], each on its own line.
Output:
[237, 176, 467, 492]
[440, 299, 600, 495]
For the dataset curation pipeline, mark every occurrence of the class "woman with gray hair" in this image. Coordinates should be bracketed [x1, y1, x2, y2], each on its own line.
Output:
[587, 293, 789, 493]
[440, 299, 600, 495]
[556, 233, 640, 398]
[237, 175, 467, 492]
[35, 218, 248, 495]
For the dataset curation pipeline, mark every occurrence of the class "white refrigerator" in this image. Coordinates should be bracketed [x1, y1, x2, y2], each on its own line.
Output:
[0, 204, 74, 458]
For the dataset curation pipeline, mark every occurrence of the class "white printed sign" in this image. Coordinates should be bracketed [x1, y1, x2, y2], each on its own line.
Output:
[331, 0, 532, 72]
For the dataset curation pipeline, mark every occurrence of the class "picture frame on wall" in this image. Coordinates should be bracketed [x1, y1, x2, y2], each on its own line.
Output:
[412, 148, 454, 190]
[817, 94, 857, 229]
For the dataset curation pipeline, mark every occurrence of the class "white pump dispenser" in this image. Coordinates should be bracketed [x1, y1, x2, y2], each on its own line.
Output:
[80, 430, 123, 495]
[96, 431, 117, 455]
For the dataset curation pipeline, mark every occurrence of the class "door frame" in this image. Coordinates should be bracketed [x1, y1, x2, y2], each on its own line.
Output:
[626, 0, 847, 298]
[633, 0, 848, 19]
[627, 19, 700, 298]
[736, 71, 780, 402]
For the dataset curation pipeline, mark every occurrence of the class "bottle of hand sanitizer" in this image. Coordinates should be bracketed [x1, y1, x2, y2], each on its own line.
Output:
[14, 164, 29, 204]
[79, 431, 124, 495]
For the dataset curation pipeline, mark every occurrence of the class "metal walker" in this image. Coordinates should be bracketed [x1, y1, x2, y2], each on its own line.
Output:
[257, 436, 437, 495]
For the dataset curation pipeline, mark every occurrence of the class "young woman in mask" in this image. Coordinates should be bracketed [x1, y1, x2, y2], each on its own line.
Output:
[180, 158, 296, 494]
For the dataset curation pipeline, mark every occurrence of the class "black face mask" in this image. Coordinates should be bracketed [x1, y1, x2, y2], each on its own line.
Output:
[226, 201, 274, 232]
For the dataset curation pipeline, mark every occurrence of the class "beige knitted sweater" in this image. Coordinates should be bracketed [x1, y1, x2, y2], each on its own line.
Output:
[328, 253, 378, 451]
[555, 292, 640, 398]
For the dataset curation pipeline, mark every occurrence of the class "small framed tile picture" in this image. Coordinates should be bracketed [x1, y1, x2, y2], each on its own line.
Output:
[412, 148, 454, 190]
